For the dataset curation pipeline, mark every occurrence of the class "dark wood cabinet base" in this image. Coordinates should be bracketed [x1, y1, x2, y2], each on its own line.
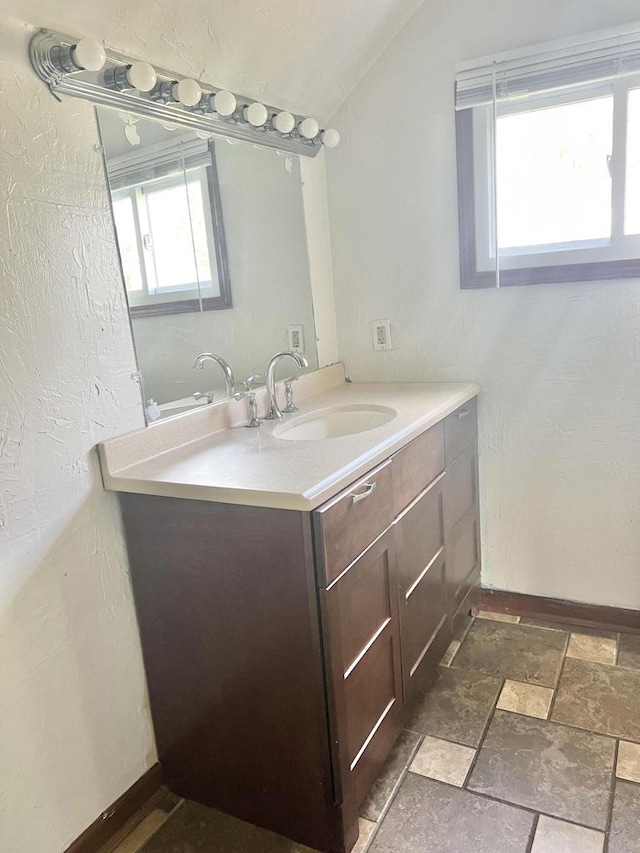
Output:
[117, 398, 481, 853]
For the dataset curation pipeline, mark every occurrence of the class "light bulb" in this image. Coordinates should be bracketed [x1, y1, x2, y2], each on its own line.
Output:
[212, 90, 236, 116]
[299, 117, 319, 140]
[126, 61, 157, 92]
[321, 128, 341, 148]
[244, 102, 268, 127]
[70, 38, 106, 72]
[171, 78, 202, 107]
[273, 111, 295, 134]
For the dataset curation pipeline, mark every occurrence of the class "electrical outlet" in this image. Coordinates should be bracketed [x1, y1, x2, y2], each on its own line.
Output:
[287, 325, 304, 353]
[372, 320, 392, 351]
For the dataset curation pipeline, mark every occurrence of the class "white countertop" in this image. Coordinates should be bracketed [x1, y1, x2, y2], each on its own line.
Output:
[99, 366, 479, 511]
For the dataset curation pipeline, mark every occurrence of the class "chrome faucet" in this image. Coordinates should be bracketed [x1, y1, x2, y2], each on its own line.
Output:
[192, 353, 236, 399]
[264, 351, 308, 419]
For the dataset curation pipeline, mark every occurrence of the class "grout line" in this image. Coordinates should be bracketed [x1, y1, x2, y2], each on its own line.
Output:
[525, 813, 540, 853]
[603, 739, 619, 849]
[461, 676, 505, 789]
[614, 632, 621, 666]
[363, 731, 425, 825]
[546, 632, 570, 719]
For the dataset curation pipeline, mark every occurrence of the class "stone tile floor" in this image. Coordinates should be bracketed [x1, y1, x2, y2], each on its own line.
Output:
[108, 611, 640, 852]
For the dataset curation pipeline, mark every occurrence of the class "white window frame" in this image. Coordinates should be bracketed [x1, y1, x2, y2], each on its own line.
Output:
[471, 75, 640, 273]
[455, 22, 640, 288]
[112, 164, 221, 309]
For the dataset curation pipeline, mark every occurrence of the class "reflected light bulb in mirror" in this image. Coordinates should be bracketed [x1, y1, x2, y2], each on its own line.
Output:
[171, 78, 202, 106]
[299, 117, 319, 139]
[213, 89, 237, 116]
[126, 61, 157, 92]
[71, 38, 106, 71]
[244, 102, 268, 127]
[273, 111, 295, 134]
[321, 128, 341, 148]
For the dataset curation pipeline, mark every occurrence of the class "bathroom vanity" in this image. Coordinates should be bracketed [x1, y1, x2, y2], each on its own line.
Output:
[99, 367, 480, 853]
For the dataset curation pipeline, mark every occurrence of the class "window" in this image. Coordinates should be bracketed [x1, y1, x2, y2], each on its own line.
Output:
[107, 140, 231, 316]
[455, 26, 640, 288]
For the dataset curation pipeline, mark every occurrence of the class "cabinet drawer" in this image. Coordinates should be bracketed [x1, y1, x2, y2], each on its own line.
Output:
[395, 477, 445, 592]
[320, 531, 403, 808]
[314, 459, 394, 586]
[444, 397, 477, 464]
[392, 422, 445, 513]
[445, 443, 477, 530]
[448, 506, 480, 610]
[401, 550, 447, 688]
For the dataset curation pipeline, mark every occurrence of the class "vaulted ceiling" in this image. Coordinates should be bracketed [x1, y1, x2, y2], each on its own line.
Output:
[7, 0, 425, 120]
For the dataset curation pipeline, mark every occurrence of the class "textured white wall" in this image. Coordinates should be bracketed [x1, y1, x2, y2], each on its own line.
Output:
[2, 0, 425, 121]
[327, 0, 640, 609]
[0, 17, 155, 853]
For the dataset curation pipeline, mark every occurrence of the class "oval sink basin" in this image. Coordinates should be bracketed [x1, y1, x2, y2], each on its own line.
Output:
[275, 404, 397, 441]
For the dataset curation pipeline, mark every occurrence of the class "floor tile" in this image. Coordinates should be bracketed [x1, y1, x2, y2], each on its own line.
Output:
[551, 658, 640, 741]
[452, 619, 567, 687]
[360, 729, 422, 822]
[140, 800, 317, 852]
[352, 819, 376, 853]
[468, 710, 615, 830]
[477, 610, 521, 623]
[496, 679, 553, 720]
[566, 633, 617, 665]
[609, 780, 640, 853]
[617, 633, 640, 670]
[520, 618, 618, 640]
[530, 815, 604, 853]
[113, 810, 167, 853]
[368, 773, 534, 853]
[409, 735, 475, 787]
[616, 740, 640, 783]
[155, 791, 182, 814]
[406, 666, 502, 747]
[439, 639, 460, 667]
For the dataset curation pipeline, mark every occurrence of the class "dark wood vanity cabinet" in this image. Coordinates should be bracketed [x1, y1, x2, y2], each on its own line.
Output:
[118, 397, 480, 853]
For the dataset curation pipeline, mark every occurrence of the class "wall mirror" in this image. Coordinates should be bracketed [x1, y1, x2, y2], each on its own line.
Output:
[96, 107, 319, 422]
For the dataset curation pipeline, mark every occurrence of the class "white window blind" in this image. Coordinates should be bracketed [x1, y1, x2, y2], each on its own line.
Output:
[455, 22, 640, 109]
[106, 136, 211, 190]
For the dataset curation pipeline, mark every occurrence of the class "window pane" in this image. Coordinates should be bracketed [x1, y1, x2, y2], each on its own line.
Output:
[625, 88, 640, 234]
[112, 196, 144, 293]
[496, 96, 613, 250]
[144, 178, 212, 292]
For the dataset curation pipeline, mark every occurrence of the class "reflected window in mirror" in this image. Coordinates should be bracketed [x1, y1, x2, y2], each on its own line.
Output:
[101, 117, 231, 316]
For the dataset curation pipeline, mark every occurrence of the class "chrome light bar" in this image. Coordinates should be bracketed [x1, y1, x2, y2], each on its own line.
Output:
[29, 30, 341, 157]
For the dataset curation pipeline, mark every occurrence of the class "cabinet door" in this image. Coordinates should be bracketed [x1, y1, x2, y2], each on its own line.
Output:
[320, 530, 403, 809]
[395, 477, 449, 699]
[445, 441, 481, 619]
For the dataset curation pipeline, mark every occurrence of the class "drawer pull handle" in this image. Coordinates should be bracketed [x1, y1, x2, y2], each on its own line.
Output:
[455, 408, 470, 419]
[352, 482, 377, 503]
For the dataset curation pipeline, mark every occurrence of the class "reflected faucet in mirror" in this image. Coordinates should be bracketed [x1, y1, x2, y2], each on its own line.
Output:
[264, 352, 309, 420]
[192, 353, 236, 400]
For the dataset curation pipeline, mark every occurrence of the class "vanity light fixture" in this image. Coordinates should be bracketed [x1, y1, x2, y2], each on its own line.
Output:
[210, 89, 237, 117]
[29, 29, 340, 157]
[321, 128, 341, 148]
[243, 102, 269, 127]
[273, 110, 296, 134]
[50, 37, 106, 73]
[298, 117, 320, 140]
[104, 61, 157, 92]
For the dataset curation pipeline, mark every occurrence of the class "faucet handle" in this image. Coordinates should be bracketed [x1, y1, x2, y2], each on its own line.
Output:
[282, 376, 300, 413]
[243, 374, 262, 392]
[234, 388, 263, 428]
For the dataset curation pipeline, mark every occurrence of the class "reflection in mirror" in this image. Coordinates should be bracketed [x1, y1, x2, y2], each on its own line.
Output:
[96, 108, 319, 422]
